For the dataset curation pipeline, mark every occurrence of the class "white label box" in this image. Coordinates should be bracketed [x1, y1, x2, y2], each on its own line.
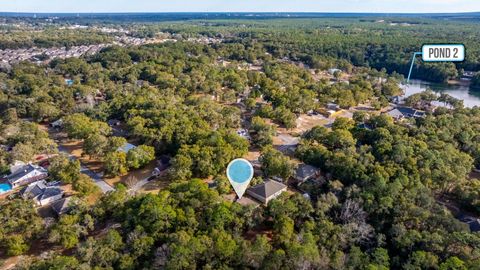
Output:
[422, 44, 465, 62]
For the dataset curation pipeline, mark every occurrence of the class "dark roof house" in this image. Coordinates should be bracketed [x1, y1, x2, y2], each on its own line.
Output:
[326, 102, 340, 111]
[386, 107, 425, 120]
[461, 217, 480, 232]
[357, 123, 373, 130]
[21, 180, 64, 206]
[107, 119, 121, 127]
[21, 180, 47, 198]
[51, 197, 75, 216]
[294, 164, 320, 183]
[246, 180, 287, 205]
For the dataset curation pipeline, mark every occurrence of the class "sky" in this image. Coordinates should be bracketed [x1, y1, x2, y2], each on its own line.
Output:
[0, 0, 479, 14]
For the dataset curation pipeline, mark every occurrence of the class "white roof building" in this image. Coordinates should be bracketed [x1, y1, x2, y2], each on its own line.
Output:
[117, 142, 137, 153]
[5, 164, 48, 188]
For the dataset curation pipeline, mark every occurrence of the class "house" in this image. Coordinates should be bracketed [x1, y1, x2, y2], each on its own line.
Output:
[9, 160, 27, 174]
[21, 180, 64, 206]
[462, 71, 475, 79]
[4, 164, 48, 188]
[236, 129, 251, 140]
[468, 219, 480, 232]
[49, 119, 63, 128]
[158, 156, 171, 170]
[107, 119, 121, 127]
[246, 180, 288, 205]
[327, 102, 340, 111]
[152, 155, 172, 177]
[357, 123, 373, 130]
[65, 79, 74, 86]
[250, 160, 263, 175]
[390, 96, 403, 104]
[117, 142, 137, 153]
[461, 217, 480, 232]
[386, 107, 425, 120]
[51, 197, 75, 216]
[328, 68, 342, 75]
[294, 164, 321, 184]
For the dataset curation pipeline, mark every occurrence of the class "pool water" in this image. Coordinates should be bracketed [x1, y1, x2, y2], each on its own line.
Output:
[0, 183, 12, 194]
[227, 159, 254, 184]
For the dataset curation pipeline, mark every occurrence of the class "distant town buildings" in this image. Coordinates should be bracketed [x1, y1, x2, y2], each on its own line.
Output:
[0, 44, 109, 65]
[0, 35, 178, 65]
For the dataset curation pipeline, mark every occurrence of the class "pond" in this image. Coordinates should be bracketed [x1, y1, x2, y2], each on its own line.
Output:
[403, 80, 480, 108]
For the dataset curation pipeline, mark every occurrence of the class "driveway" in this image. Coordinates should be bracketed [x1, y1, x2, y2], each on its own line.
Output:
[57, 145, 114, 193]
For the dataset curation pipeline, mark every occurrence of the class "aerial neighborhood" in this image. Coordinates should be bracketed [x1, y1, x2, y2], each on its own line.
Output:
[0, 9, 480, 270]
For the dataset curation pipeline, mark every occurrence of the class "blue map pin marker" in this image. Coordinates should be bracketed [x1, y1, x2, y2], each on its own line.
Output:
[226, 158, 254, 199]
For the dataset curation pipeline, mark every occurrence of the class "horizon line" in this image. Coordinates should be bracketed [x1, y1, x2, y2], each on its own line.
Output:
[1, 11, 480, 15]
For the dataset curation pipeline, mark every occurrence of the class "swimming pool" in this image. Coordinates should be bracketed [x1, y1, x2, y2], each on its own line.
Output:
[0, 183, 12, 194]
[227, 158, 254, 184]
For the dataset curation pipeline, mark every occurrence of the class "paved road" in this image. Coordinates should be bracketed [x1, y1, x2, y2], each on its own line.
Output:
[57, 145, 114, 193]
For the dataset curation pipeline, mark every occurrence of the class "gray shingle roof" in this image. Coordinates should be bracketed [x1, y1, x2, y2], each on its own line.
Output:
[295, 164, 319, 180]
[40, 187, 63, 200]
[386, 109, 404, 118]
[51, 197, 74, 215]
[7, 164, 37, 183]
[247, 180, 287, 199]
[21, 181, 47, 198]
[387, 107, 426, 119]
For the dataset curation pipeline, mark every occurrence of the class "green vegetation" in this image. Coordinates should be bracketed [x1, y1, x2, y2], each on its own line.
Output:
[153, 17, 480, 82]
[0, 29, 112, 50]
[0, 200, 43, 256]
[1, 15, 480, 269]
[473, 72, 480, 88]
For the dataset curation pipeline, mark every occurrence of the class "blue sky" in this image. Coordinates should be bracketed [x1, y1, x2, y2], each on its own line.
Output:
[1, 0, 479, 13]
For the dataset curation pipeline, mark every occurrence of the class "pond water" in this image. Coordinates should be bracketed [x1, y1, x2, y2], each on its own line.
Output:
[403, 80, 480, 108]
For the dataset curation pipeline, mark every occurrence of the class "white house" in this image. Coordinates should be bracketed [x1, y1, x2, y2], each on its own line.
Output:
[21, 180, 64, 206]
[5, 164, 48, 188]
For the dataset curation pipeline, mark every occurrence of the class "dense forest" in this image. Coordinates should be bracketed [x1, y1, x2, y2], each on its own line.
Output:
[0, 15, 480, 270]
[0, 29, 112, 50]
[2, 16, 480, 82]
[150, 18, 480, 83]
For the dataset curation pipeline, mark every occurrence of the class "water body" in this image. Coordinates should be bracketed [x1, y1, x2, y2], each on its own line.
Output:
[403, 80, 480, 108]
